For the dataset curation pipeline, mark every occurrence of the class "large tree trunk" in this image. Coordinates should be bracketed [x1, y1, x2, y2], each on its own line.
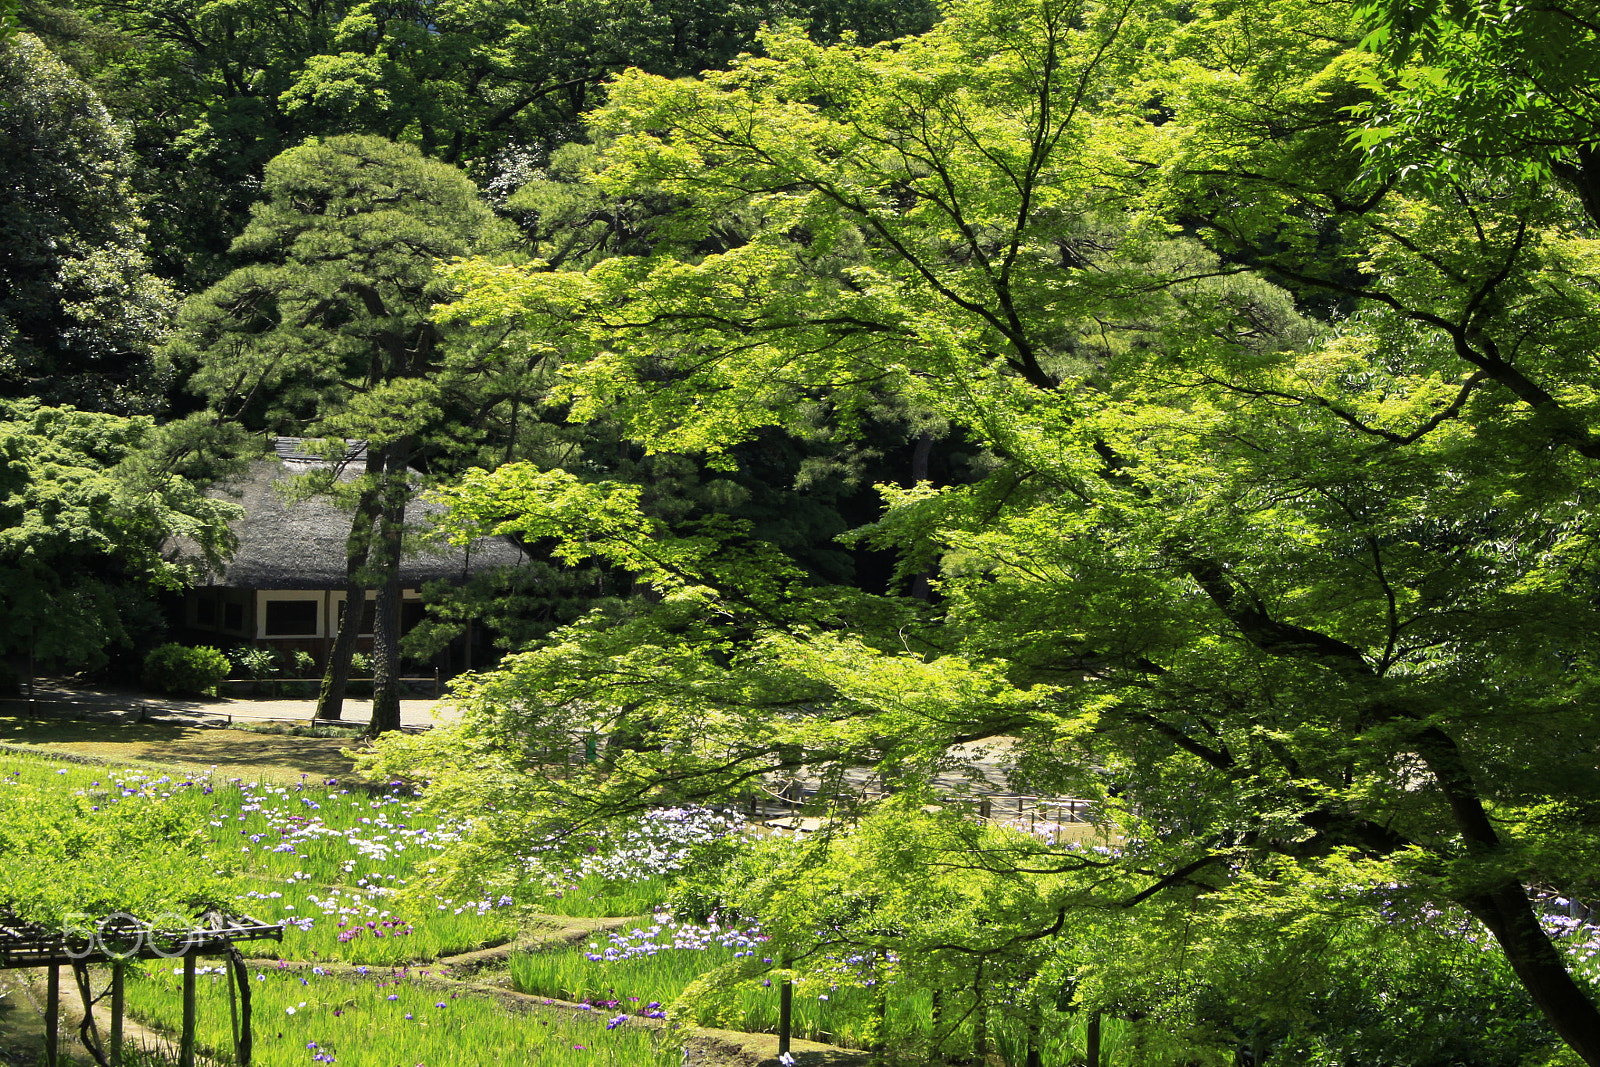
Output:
[1552, 145, 1600, 232]
[1191, 559, 1600, 1064]
[1410, 727, 1600, 1065]
[315, 446, 385, 722]
[367, 443, 410, 736]
[1460, 881, 1600, 1066]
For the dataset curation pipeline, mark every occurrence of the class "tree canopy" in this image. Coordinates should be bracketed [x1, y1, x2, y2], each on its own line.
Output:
[0, 400, 237, 672]
[169, 133, 509, 731]
[0, 33, 176, 411]
[367, 0, 1600, 1061]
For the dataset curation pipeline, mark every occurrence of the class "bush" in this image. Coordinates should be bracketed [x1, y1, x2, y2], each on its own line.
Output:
[229, 646, 279, 680]
[141, 644, 230, 696]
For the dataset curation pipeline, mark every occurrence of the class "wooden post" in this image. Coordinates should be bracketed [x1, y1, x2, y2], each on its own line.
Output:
[111, 963, 125, 1067]
[229, 950, 254, 1067]
[227, 954, 240, 1066]
[778, 955, 793, 1057]
[979, 797, 992, 820]
[180, 954, 197, 1067]
[44, 964, 59, 1067]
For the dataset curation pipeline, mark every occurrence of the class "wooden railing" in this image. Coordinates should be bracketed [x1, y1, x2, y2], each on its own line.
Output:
[741, 780, 1096, 839]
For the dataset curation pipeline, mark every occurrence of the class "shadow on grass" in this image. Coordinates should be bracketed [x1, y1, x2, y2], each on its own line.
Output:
[0, 715, 368, 783]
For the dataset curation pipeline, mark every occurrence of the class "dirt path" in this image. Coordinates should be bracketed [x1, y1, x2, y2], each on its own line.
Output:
[0, 965, 215, 1067]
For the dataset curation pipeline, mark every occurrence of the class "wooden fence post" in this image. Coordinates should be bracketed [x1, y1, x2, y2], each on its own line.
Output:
[180, 953, 197, 1067]
[229, 948, 255, 1067]
[110, 963, 125, 1067]
[44, 964, 59, 1067]
[227, 954, 240, 1067]
[778, 954, 793, 1058]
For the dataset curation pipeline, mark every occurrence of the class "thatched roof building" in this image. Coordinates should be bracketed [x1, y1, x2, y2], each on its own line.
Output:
[206, 438, 526, 590]
[173, 439, 526, 665]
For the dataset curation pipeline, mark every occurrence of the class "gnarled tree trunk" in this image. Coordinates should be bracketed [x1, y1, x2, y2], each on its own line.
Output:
[315, 446, 384, 722]
[368, 442, 411, 736]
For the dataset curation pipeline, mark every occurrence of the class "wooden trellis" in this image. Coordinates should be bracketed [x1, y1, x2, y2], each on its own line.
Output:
[0, 909, 282, 1067]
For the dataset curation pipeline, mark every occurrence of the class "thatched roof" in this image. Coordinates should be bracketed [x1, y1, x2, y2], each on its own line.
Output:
[186, 439, 527, 590]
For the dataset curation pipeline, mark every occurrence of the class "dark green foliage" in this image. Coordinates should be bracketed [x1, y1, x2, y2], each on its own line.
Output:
[1354, 0, 1600, 229]
[19, 0, 941, 288]
[141, 643, 229, 696]
[403, 562, 605, 660]
[0, 34, 175, 410]
[0, 400, 237, 672]
[170, 134, 501, 435]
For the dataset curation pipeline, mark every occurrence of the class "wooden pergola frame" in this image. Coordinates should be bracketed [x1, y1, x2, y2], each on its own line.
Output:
[0, 910, 283, 1067]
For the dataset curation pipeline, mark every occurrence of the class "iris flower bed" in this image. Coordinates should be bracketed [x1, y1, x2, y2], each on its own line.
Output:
[526, 807, 745, 918]
[0, 763, 1164, 1063]
[214, 778, 517, 964]
[507, 919, 1127, 1060]
[530, 872, 666, 919]
[18, 757, 517, 967]
[6, 758, 696, 1065]
[508, 914, 766, 1005]
[126, 962, 679, 1066]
